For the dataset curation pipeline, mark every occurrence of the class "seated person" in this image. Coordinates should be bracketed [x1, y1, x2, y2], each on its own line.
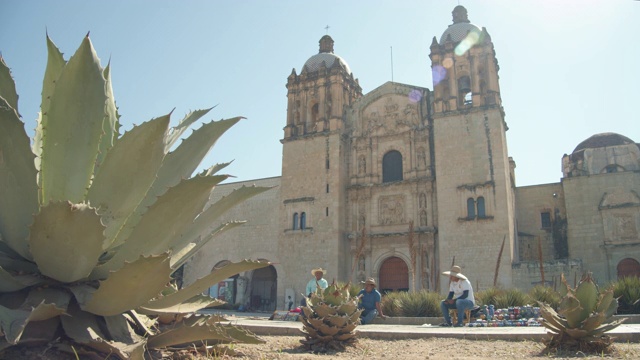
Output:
[301, 267, 328, 306]
[357, 278, 386, 324]
[439, 265, 475, 327]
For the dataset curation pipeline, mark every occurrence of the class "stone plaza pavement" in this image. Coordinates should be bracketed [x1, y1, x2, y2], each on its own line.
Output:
[203, 310, 640, 342]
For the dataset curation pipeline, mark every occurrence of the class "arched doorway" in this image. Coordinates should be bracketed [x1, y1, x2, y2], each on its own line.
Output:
[250, 265, 277, 312]
[617, 258, 640, 278]
[379, 256, 409, 294]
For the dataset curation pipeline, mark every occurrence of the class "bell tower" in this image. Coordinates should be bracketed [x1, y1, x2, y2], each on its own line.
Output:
[279, 36, 362, 295]
[430, 6, 517, 291]
[283, 35, 361, 138]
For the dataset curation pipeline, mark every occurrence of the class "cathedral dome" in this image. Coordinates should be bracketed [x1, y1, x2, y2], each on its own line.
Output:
[572, 133, 636, 153]
[439, 5, 482, 44]
[303, 35, 352, 74]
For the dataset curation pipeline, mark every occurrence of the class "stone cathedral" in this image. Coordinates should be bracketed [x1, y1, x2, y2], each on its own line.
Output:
[184, 6, 640, 312]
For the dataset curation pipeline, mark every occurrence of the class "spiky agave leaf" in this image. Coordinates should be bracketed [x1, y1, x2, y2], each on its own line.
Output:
[301, 281, 361, 352]
[540, 272, 628, 351]
[0, 94, 38, 260]
[0, 33, 274, 359]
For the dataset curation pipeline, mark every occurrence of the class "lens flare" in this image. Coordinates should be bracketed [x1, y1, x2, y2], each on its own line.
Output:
[432, 65, 447, 86]
[442, 57, 454, 69]
[455, 30, 482, 56]
[408, 89, 423, 103]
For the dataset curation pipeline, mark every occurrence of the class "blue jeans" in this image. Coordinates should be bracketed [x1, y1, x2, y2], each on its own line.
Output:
[440, 298, 474, 325]
[360, 309, 378, 325]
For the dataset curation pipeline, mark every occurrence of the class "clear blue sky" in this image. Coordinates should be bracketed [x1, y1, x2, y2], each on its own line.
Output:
[1, 0, 638, 187]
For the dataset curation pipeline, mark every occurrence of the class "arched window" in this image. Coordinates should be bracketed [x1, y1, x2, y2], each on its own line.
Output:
[458, 76, 472, 106]
[466, 198, 476, 219]
[300, 212, 307, 230]
[477, 197, 486, 218]
[603, 164, 624, 173]
[293, 213, 299, 230]
[382, 150, 403, 183]
[311, 103, 319, 124]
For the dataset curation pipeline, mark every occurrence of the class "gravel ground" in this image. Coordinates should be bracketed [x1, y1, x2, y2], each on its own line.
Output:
[227, 336, 640, 360]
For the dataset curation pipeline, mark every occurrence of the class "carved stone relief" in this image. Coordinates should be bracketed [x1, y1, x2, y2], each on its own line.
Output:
[378, 195, 405, 225]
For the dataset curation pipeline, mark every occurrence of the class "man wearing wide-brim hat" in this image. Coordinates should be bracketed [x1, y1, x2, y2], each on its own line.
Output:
[305, 267, 328, 299]
[439, 265, 475, 327]
[357, 278, 386, 324]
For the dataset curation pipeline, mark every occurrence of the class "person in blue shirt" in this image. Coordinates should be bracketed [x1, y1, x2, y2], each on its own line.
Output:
[439, 265, 475, 327]
[306, 267, 329, 297]
[357, 277, 386, 324]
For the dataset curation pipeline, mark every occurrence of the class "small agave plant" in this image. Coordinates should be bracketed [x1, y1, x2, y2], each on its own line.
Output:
[300, 281, 361, 352]
[538, 273, 627, 353]
[0, 34, 271, 359]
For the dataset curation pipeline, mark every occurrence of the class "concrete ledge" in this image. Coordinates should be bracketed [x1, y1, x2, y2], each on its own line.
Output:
[231, 318, 640, 342]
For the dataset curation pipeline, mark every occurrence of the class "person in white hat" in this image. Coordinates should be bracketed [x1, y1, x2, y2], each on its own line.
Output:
[357, 278, 386, 324]
[305, 267, 329, 299]
[439, 265, 475, 327]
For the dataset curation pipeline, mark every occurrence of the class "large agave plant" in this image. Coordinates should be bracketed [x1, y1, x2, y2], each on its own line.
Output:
[300, 281, 361, 352]
[0, 34, 271, 359]
[538, 273, 627, 352]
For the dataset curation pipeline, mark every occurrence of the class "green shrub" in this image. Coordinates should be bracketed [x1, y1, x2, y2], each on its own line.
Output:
[380, 290, 441, 317]
[399, 290, 441, 317]
[380, 292, 403, 317]
[528, 285, 561, 309]
[494, 288, 531, 308]
[609, 276, 640, 314]
[475, 287, 502, 306]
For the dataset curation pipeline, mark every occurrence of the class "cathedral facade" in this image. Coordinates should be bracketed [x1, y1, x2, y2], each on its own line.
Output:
[184, 6, 640, 312]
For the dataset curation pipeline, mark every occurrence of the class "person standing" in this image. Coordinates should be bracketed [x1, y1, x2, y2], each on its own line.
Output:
[357, 278, 386, 324]
[439, 265, 475, 327]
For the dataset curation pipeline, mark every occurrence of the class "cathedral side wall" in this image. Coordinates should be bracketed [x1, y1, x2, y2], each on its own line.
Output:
[562, 171, 640, 284]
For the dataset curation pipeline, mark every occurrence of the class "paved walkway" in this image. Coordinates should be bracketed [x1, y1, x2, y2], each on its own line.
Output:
[202, 310, 640, 342]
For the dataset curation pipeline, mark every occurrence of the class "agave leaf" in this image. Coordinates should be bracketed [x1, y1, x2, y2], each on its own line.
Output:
[0, 301, 66, 344]
[558, 273, 570, 298]
[87, 115, 170, 248]
[0, 56, 18, 113]
[0, 96, 39, 260]
[595, 289, 614, 314]
[580, 312, 606, 333]
[176, 185, 273, 252]
[104, 313, 144, 344]
[0, 268, 41, 292]
[95, 62, 119, 168]
[538, 302, 569, 330]
[94, 175, 227, 278]
[136, 117, 242, 213]
[219, 324, 265, 344]
[337, 302, 357, 316]
[79, 254, 172, 316]
[0, 251, 38, 274]
[201, 161, 232, 176]
[143, 259, 269, 310]
[335, 333, 356, 341]
[316, 322, 341, 336]
[170, 221, 245, 269]
[33, 34, 67, 176]
[575, 275, 598, 318]
[61, 301, 146, 360]
[327, 316, 348, 328]
[29, 202, 105, 283]
[590, 318, 628, 337]
[138, 294, 224, 314]
[564, 327, 589, 339]
[21, 288, 71, 320]
[557, 293, 582, 328]
[147, 321, 234, 349]
[164, 107, 214, 150]
[126, 310, 156, 336]
[39, 35, 107, 204]
[603, 295, 619, 319]
[314, 304, 337, 318]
